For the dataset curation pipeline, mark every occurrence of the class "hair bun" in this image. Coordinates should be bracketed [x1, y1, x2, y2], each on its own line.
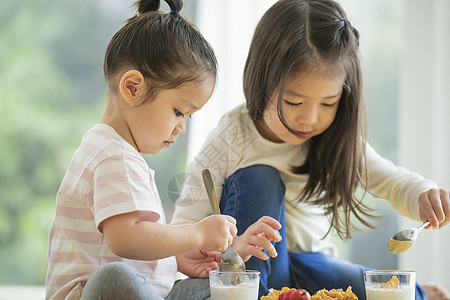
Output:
[166, 0, 183, 13]
[135, 0, 160, 15]
[134, 0, 183, 15]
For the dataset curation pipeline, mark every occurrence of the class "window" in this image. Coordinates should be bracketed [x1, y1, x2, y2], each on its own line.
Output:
[0, 0, 195, 288]
[1, 0, 449, 294]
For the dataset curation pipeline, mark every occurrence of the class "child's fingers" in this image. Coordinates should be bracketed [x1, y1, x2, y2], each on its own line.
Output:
[224, 215, 237, 225]
[440, 189, 450, 227]
[249, 235, 278, 258]
[248, 222, 282, 242]
[221, 215, 237, 236]
[419, 196, 437, 228]
[257, 216, 282, 230]
[419, 188, 450, 228]
[204, 250, 222, 262]
[421, 207, 440, 228]
[245, 239, 277, 261]
[430, 189, 446, 224]
[230, 225, 237, 237]
[259, 224, 282, 242]
[249, 217, 282, 241]
[248, 247, 271, 261]
[198, 262, 219, 278]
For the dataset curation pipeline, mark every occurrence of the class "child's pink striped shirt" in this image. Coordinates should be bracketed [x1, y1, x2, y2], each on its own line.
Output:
[45, 124, 176, 299]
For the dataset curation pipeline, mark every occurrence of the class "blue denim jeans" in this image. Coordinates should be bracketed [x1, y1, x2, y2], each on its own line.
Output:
[219, 165, 427, 300]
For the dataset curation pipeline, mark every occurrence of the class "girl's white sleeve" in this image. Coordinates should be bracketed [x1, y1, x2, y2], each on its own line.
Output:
[170, 115, 239, 225]
[363, 143, 438, 221]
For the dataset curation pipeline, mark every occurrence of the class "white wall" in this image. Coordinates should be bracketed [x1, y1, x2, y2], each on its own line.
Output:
[188, 0, 276, 161]
[398, 0, 450, 288]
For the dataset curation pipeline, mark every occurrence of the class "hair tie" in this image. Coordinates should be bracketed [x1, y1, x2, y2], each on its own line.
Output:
[136, 12, 140, 17]
[170, 10, 180, 15]
[335, 18, 351, 31]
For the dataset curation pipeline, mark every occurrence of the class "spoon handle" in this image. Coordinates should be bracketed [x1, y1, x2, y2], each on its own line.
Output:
[418, 221, 430, 231]
[202, 169, 220, 214]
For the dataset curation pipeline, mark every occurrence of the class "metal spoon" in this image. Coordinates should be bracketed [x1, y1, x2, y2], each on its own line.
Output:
[388, 221, 430, 254]
[202, 169, 246, 272]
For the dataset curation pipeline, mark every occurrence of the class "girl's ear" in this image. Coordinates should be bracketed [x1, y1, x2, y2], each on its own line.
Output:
[119, 70, 146, 106]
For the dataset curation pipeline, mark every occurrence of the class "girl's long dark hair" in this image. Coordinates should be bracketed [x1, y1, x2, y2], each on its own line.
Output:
[244, 0, 376, 239]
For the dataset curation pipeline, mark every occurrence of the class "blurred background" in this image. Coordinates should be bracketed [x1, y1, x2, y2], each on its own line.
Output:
[0, 0, 448, 298]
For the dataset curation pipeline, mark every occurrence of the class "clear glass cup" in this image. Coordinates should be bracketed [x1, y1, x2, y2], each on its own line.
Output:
[209, 269, 260, 300]
[364, 270, 415, 300]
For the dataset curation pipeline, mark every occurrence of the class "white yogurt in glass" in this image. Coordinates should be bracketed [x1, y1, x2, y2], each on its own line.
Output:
[366, 286, 414, 300]
[210, 283, 258, 300]
[209, 270, 260, 300]
[364, 270, 415, 300]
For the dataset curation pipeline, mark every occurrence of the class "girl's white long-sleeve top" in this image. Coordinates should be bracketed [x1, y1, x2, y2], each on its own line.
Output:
[171, 104, 437, 255]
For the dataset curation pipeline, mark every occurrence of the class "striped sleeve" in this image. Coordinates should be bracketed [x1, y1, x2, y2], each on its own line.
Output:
[92, 153, 161, 232]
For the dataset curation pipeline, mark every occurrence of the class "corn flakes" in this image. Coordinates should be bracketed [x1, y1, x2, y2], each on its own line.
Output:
[379, 275, 400, 289]
[311, 286, 358, 300]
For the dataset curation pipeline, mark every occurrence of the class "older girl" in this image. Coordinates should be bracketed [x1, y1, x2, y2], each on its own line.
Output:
[171, 0, 450, 299]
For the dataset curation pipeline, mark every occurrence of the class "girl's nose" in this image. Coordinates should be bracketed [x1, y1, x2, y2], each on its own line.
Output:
[174, 120, 186, 134]
[296, 105, 318, 125]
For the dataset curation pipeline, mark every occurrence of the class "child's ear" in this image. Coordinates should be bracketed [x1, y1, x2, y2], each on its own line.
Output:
[119, 70, 146, 106]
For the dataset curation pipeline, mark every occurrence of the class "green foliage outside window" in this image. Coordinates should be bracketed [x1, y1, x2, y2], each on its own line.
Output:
[0, 0, 190, 284]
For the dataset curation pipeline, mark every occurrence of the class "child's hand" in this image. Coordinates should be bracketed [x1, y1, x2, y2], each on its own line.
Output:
[176, 249, 221, 278]
[195, 214, 237, 252]
[418, 188, 450, 229]
[232, 216, 282, 262]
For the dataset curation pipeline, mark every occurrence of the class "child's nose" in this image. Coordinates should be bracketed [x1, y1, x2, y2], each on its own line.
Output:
[174, 120, 186, 134]
[296, 105, 318, 125]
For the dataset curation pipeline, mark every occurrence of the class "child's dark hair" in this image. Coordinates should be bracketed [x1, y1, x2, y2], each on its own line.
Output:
[244, 0, 374, 239]
[103, 0, 217, 104]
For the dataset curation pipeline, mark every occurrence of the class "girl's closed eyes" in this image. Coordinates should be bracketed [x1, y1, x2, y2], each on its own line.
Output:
[284, 100, 339, 107]
[322, 102, 338, 107]
[284, 100, 302, 107]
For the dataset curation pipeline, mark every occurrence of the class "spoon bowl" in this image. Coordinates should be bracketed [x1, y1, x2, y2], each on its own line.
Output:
[388, 221, 429, 254]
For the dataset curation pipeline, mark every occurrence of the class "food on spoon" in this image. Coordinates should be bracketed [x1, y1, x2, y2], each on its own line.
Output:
[388, 239, 413, 254]
[221, 261, 245, 271]
[311, 286, 358, 299]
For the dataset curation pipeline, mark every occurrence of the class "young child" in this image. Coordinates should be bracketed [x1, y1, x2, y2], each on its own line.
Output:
[45, 0, 238, 299]
[171, 0, 450, 299]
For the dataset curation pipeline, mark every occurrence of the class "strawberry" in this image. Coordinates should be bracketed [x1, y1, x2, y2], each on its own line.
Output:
[278, 288, 311, 300]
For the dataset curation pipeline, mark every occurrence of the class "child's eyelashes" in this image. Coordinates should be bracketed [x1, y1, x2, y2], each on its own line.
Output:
[174, 109, 185, 118]
[322, 102, 337, 107]
[174, 109, 193, 119]
[284, 100, 301, 107]
[283, 100, 338, 108]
